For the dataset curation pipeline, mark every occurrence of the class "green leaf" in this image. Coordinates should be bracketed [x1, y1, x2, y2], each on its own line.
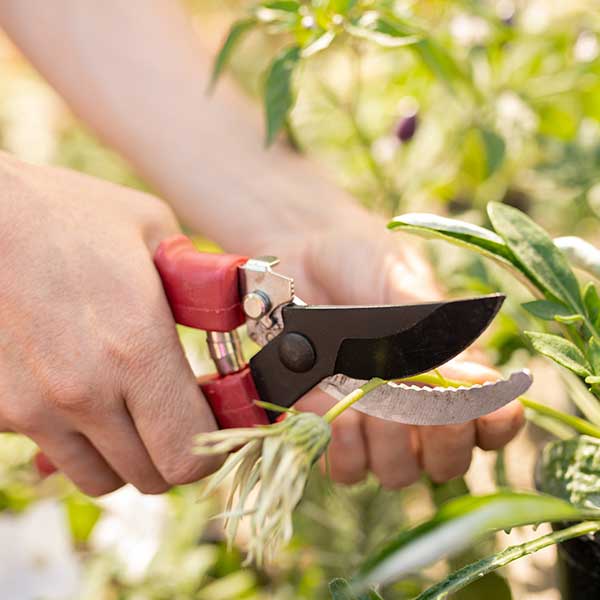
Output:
[388, 213, 539, 295]
[413, 38, 466, 91]
[66, 494, 102, 544]
[480, 129, 506, 178]
[586, 375, 600, 385]
[522, 300, 577, 322]
[346, 15, 421, 48]
[415, 521, 600, 600]
[264, 46, 301, 146]
[554, 314, 585, 325]
[329, 579, 383, 600]
[556, 236, 600, 282]
[261, 0, 300, 10]
[488, 203, 583, 310]
[539, 436, 600, 508]
[588, 337, 600, 374]
[209, 19, 257, 92]
[302, 30, 336, 57]
[354, 492, 596, 591]
[526, 331, 592, 377]
[583, 283, 600, 324]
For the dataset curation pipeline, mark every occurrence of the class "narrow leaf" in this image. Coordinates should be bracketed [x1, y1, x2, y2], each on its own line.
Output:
[554, 314, 585, 325]
[345, 15, 421, 48]
[480, 129, 506, 178]
[354, 492, 597, 591]
[209, 19, 257, 92]
[522, 300, 576, 322]
[562, 370, 600, 427]
[488, 203, 583, 310]
[555, 236, 600, 281]
[413, 39, 465, 91]
[526, 331, 592, 377]
[389, 213, 539, 296]
[261, 1, 300, 10]
[415, 521, 600, 600]
[583, 282, 600, 324]
[302, 30, 336, 57]
[264, 46, 301, 146]
[589, 337, 600, 374]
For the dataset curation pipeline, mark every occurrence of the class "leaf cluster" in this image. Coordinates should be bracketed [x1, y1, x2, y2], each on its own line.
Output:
[209, 0, 462, 145]
[390, 202, 600, 399]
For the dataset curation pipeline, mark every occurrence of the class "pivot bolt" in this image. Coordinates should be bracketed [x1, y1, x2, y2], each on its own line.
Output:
[278, 332, 316, 373]
[243, 290, 271, 320]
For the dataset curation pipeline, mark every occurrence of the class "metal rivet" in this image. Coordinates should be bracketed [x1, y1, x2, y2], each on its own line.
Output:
[243, 290, 271, 320]
[278, 333, 316, 373]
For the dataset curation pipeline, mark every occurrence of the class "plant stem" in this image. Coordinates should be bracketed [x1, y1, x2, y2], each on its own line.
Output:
[323, 378, 387, 423]
[520, 397, 600, 439]
[416, 521, 600, 600]
[399, 371, 600, 439]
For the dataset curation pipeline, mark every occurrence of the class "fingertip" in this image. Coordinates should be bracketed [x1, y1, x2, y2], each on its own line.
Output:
[476, 401, 525, 451]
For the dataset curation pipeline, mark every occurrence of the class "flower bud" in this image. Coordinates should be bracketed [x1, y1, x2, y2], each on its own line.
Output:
[396, 113, 418, 143]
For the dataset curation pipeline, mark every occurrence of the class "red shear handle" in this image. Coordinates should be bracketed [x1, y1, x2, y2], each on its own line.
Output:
[154, 235, 248, 332]
[200, 368, 270, 428]
[154, 235, 270, 429]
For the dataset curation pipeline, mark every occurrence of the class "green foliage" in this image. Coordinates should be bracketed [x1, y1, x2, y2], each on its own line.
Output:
[264, 46, 301, 145]
[353, 492, 599, 592]
[415, 521, 600, 600]
[539, 436, 600, 508]
[487, 203, 583, 310]
[209, 18, 257, 91]
[525, 332, 591, 378]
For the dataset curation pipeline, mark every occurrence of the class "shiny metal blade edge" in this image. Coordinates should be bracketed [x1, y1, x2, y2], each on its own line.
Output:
[318, 370, 532, 425]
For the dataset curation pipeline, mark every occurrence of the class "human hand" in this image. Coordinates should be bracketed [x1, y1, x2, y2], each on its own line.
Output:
[0, 155, 221, 496]
[251, 211, 524, 488]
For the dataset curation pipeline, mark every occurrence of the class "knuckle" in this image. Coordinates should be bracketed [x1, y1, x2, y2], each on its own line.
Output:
[44, 377, 98, 415]
[377, 467, 421, 490]
[162, 454, 223, 487]
[80, 479, 123, 498]
[136, 480, 171, 495]
[4, 401, 48, 436]
[428, 458, 471, 484]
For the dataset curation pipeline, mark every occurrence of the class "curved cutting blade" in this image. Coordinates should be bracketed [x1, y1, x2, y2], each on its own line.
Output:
[250, 294, 504, 417]
[319, 370, 532, 425]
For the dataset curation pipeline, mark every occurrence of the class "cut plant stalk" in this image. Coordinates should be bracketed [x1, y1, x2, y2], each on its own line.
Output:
[194, 378, 387, 565]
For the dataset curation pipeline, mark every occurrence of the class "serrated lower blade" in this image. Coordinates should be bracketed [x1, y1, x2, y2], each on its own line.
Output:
[319, 370, 532, 425]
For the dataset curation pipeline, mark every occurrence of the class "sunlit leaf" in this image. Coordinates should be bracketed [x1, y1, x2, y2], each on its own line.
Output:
[415, 521, 600, 600]
[209, 18, 257, 91]
[389, 213, 539, 295]
[413, 38, 466, 91]
[65, 494, 102, 544]
[525, 331, 591, 377]
[555, 236, 600, 282]
[302, 30, 336, 57]
[346, 15, 422, 48]
[261, 0, 300, 11]
[264, 46, 301, 146]
[354, 492, 596, 591]
[488, 203, 583, 310]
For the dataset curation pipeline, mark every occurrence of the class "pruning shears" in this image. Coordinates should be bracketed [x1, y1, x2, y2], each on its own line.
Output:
[154, 235, 532, 428]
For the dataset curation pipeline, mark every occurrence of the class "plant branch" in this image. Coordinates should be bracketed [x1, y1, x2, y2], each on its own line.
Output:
[398, 372, 600, 439]
[415, 521, 600, 600]
[323, 378, 387, 423]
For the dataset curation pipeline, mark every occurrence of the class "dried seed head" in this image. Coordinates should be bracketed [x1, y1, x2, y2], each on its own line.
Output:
[195, 412, 331, 565]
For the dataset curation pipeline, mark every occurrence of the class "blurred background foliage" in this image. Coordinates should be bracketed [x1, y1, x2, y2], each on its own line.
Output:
[0, 1, 598, 598]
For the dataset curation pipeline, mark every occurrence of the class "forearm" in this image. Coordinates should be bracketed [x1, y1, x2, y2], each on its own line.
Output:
[0, 0, 366, 253]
